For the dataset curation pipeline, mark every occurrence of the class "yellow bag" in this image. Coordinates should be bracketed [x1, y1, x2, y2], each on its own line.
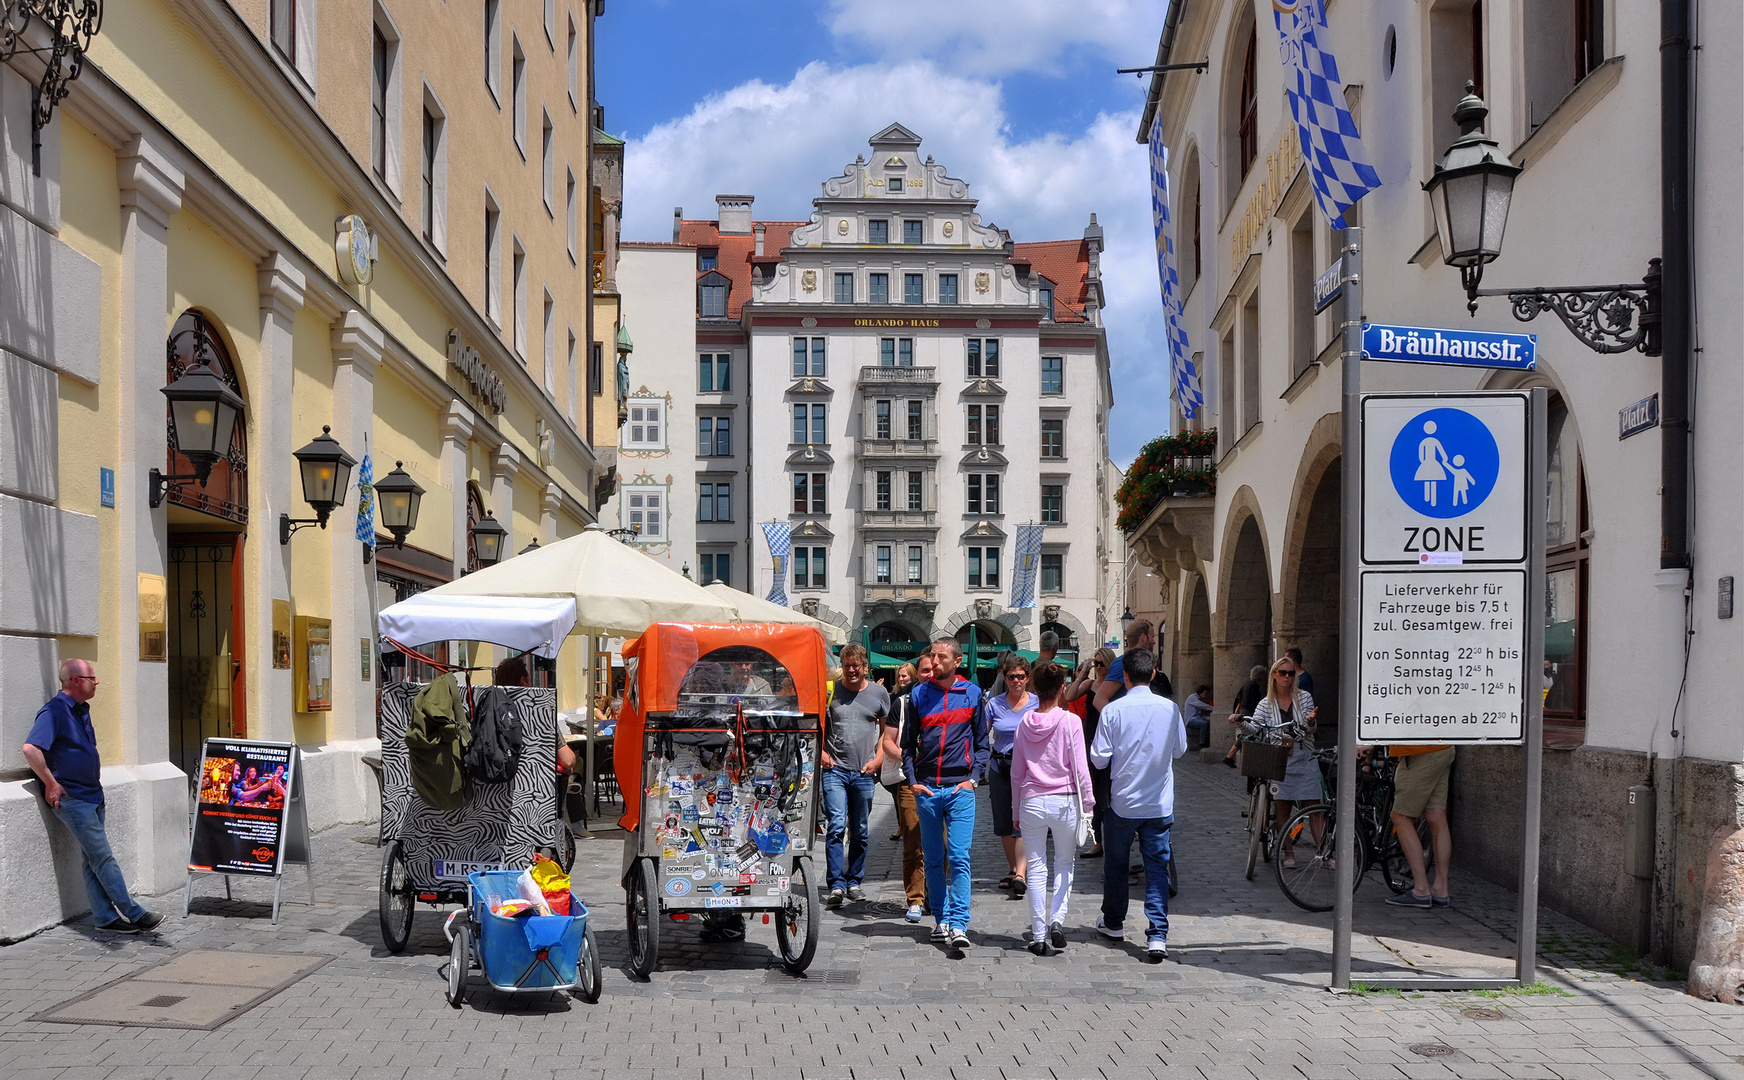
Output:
[529, 854, 572, 916]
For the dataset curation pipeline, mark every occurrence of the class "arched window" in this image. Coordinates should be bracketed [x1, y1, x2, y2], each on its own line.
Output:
[465, 481, 486, 573]
[1237, 28, 1258, 178]
[1178, 147, 1203, 298]
[165, 311, 248, 524]
[1543, 395, 1588, 747]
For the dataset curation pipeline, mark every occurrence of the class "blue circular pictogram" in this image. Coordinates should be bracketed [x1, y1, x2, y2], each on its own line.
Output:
[1388, 408, 1500, 519]
[665, 877, 692, 897]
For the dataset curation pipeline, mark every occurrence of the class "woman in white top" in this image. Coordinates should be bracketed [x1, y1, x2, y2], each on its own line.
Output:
[1250, 655, 1319, 867]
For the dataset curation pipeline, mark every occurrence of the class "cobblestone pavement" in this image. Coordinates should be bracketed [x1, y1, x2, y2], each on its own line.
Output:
[2, 757, 1740, 1079]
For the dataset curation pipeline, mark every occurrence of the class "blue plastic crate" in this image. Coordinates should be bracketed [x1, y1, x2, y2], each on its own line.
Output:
[468, 869, 590, 991]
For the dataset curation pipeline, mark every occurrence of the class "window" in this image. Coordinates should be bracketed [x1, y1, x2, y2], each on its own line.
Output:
[1038, 282, 1054, 319]
[565, 169, 576, 260]
[1040, 355, 1064, 396]
[1430, 1, 1485, 155]
[1180, 148, 1202, 295]
[1219, 329, 1236, 453]
[966, 474, 1000, 515]
[1040, 418, 1064, 459]
[1241, 293, 1260, 433]
[271, 0, 297, 64]
[1237, 27, 1258, 179]
[876, 545, 892, 584]
[543, 0, 555, 47]
[699, 250, 717, 272]
[794, 546, 827, 589]
[699, 280, 728, 318]
[1041, 483, 1063, 524]
[906, 470, 923, 511]
[511, 37, 526, 152]
[793, 472, 826, 514]
[792, 403, 826, 445]
[698, 416, 731, 457]
[869, 273, 889, 304]
[1290, 207, 1315, 379]
[938, 273, 958, 305]
[907, 545, 924, 584]
[868, 220, 888, 244]
[792, 337, 825, 377]
[906, 401, 923, 441]
[698, 482, 731, 522]
[885, 172, 904, 196]
[624, 401, 664, 448]
[834, 272, 854, 303]
[512, 240, 527, 356]
[566, 330, 577, 421]
[967, 338, 1000, 378]
[542, 291, 555, 394]
[699, 552, 730, 587]
[875, 471, 892, 511]
[875, 400, 892, 440]
[903, 219, 923, 244]
[1575, 0, 1603, 81]
[421, 104, 446, 248]
[1543, 396, 1588, 743]
[590, 343, 603, 395]
[1524, 0, 1601, 129]
[484, 0, 501, 98]
[967, 546, 1001, 589]
[1040, 552, 1063, 594]
[484, 195, 501, 323]
[966, 404, 1000, 446]
[370, 22, 400, 187]
[566, 15, 578, 107]
[541, 112, 555, 212]
[904, 273, 924, 304]
[698, 354, 730, 392]
[623, 488, 663, 538]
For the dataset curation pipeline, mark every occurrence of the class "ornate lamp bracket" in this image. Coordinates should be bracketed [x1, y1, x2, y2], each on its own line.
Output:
[0, 1, 103, 173]
[1466, 258, 1662, 357]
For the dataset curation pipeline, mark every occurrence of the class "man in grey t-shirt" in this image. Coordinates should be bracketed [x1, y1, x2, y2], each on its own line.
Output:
[821, 644, 890, 906]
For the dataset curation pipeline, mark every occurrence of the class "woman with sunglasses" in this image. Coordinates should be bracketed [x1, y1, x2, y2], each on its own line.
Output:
[1065, 647, 1117, 856]
[1250, 656, 1319, 867]
[986, 655, 1037, 895]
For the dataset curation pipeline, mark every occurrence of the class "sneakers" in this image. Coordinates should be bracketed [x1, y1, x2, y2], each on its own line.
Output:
[1432, 895, 1453, 907]
[930, 924, 949, 943]
[94, 918, 139, 934]
[132, 910, 165, 933]
[826, 888, 846, 909]
[1095, 917, 1124, 941]
[905, 904, 925, 923]
[1026, 939, 1049, 956]
[1385, 891, 1435, 908]
[845, 885, 866, 903]
[1147, 936, 1168, 960]
[949, 928, 970, 950]
[1049, 922, 1067, 949]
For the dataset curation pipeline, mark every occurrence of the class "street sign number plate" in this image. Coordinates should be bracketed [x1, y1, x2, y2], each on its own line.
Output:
[1358, 570, 1527, 744]
[1361, 393, 1529, 565]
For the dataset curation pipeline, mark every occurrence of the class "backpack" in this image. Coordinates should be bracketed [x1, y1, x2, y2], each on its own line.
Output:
[464, 686, 525, 785]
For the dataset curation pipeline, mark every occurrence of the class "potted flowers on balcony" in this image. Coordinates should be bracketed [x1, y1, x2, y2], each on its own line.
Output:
[1116, 429, 1217, 534]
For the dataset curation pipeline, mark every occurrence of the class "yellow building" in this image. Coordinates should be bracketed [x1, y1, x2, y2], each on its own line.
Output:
[0, 0, 603, 936]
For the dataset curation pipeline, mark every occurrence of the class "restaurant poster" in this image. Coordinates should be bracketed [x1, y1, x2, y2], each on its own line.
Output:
[189, 740, 298, 876]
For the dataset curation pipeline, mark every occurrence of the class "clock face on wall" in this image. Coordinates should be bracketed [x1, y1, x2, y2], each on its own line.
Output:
[335, 215, 374, 286]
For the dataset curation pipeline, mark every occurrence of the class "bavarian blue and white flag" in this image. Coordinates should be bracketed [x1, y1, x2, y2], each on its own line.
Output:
[1148, 114, 1203, 419]
[1273, 0, 1381, 228]
[1009, 524, 1045, 610]
[355, 453, 376, 552]
[761, 522, 792, 607]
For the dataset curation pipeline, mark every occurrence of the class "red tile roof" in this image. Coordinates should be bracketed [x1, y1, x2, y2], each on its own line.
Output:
[677, 220, 804, 318]
[1013, 239, 1092, 323]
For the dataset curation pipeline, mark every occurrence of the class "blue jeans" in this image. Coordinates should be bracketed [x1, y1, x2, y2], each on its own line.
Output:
[820, 766, 877, 891]
[1101, 810, 1173, 940]
[914, 783, 976, 929]
[1186, 716, 1209, 750]
[51, 798, 146, 926]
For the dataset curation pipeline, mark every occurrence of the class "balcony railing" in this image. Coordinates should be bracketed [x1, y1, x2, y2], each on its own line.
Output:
[862, 583, 937, 602]
[1115, 429, 1218, 534]
[858, 510, 938, 529]
[858, 365, 937, 385]
[859, 439, 938, 459]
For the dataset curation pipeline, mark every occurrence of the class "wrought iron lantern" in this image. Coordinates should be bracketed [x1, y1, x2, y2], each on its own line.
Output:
[0, 1, 103, 173]
[373, 461, 424, 548]
[471, 511, 508, 567]
[147, 361, 245, 508]
[280, 426, 357, 544]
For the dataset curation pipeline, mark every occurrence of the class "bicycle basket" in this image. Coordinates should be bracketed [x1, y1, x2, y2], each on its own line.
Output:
[1239, 739, 1289, 781]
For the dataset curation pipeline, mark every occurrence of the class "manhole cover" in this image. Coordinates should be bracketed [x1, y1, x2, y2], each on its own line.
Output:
[864, 901, 908, 917]
[765, 968, 858, 985]
[1462, 1006, 1506, 1021]
[34, 950, 330, 1030]
[1410, 1043, 1456, 1058]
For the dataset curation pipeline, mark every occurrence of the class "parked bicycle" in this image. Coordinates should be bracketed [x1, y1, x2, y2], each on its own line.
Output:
[1272, 749, 1435, 911]
[1234, 714, 1299, 881]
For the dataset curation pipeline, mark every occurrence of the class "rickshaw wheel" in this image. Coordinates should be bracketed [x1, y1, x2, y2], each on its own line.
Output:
[572, 922, 602, 1003]
[559, 825, 577, 874]
[776, 856, 820, 974]
[446, 921, 469, 1007]
[626, 858, 660, 977]
[379, 840, 415, 953]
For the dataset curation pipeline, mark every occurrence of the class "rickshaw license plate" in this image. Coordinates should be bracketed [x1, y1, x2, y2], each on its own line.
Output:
[704, 897, 741, 908]
[435, 860, 504, 881]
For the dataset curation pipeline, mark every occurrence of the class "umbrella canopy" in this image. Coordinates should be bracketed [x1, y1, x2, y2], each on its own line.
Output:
[701, 582, 847, 645]
[377, 595, 577, 658]
[420, 525, 740, 637]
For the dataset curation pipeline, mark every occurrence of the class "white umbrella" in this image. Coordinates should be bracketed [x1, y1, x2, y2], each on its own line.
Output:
[702, 581, 847, 646]
[377, 594, 576, 657]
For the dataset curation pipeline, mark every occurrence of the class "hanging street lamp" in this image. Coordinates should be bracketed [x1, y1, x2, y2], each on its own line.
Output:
[280, 426, 357, 544]
[471, 511, 508, 567]
[372, 460, 424, 548]
[147, 361, 246, 508]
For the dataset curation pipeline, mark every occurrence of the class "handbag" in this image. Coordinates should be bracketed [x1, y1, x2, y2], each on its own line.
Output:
[1071, 734, 1095, 850]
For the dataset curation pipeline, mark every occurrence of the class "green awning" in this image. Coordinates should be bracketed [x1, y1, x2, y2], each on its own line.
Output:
[868, 651, 909, 669]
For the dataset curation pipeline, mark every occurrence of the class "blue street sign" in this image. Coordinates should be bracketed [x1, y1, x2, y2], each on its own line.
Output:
[1619, 393, 1659, 440]
[100, 467, 115, 508]
[1362, 322, 1536, 370]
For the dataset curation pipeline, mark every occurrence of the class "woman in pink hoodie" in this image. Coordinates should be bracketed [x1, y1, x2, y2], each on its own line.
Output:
[1010, 660, 1096, 955]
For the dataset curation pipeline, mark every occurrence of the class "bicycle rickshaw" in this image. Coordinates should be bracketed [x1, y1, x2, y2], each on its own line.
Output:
[613, 622, 827, 976]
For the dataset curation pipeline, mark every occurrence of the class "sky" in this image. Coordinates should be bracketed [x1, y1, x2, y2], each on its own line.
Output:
[597, 0, 1173, 467]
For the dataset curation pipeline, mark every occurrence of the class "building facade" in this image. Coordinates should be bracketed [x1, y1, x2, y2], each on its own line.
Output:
[613, 127, 1116, 671]
[0, 0, 603, 938]
[1133, 0, 1742, 969]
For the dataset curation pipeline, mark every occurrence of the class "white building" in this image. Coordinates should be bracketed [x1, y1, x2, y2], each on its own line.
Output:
[1133, 0, 1741, 971]
[616, 126, 1115, 673]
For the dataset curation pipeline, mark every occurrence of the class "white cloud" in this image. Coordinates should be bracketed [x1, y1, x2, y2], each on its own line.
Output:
[622, 59, 1174, 464]
[824, 0, 1156, 76]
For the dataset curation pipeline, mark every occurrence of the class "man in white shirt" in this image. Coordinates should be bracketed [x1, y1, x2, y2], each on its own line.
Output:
[1088, 648, 1186, 961]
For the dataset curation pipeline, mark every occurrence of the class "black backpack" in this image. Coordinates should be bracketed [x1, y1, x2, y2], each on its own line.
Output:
[464, 686, 525, 785]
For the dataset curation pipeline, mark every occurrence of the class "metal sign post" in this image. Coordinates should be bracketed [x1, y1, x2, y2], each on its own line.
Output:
[1332, 228, 1362, 989]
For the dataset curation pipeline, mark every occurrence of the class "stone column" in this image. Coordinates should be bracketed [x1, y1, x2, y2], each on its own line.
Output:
[252, 255, 305, 744]
[541, 483, 561, 544]
[327, 310, 382, 744]
[491, 442, 520, 550]
[440, 401, 474, 579]
[113, 135, 189, 894]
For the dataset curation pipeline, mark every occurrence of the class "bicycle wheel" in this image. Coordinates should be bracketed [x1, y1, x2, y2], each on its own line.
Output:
[446, 920, 469, 1008]
[1382, 816, 1436, 895]
[776, 856, 820, 974]
[1260, 787, 1275, 864]
[1274, 805, 1369, 913]
[626, 858, 660, 978]
[379, 839, 415, 953]
[572, 922, 602, 1003]
[1244, 785, 1266, 880]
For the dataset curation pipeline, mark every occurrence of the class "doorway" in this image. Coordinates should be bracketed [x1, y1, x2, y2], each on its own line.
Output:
[167, 534, 246, 777]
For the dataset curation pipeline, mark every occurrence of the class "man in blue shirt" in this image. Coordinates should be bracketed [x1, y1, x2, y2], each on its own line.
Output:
[1088, 648, 1185, 961]
[901, 638, 989, 953]
[23, 660, 163, 934]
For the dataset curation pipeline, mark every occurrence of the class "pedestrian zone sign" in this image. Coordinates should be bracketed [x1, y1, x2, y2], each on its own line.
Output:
[1361, 393, 1528, 565]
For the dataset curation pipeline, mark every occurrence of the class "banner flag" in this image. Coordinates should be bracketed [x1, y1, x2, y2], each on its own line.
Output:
[1010, 524, 1046, 610]
[1272, 0, 1382, 228]
[761, 522, 792, 607]
[1148, 114, 1203, 419]
[355, 454, 376, 551]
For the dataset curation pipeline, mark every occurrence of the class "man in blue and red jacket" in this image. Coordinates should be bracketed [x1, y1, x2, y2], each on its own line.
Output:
[901, 637, 989, 951]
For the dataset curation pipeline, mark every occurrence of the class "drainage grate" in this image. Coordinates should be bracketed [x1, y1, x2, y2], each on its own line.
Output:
[140, 995, 187, 1009]
[1461, 1006, 1506, 1021]
[765, 968, 859, 985]
[864, 901, 909, 917]
[34, 951, 331, 1031]
[1410, 1044, 1455, 1058]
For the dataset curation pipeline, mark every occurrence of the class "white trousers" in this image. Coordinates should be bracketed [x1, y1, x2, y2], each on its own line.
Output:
[1019, 793, 1080, 938]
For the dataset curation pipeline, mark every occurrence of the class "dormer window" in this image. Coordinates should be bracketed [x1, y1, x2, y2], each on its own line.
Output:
[1038, 277, 1056, 321]
[697, 269, 731, 318]
[699, 249, 718, 272]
